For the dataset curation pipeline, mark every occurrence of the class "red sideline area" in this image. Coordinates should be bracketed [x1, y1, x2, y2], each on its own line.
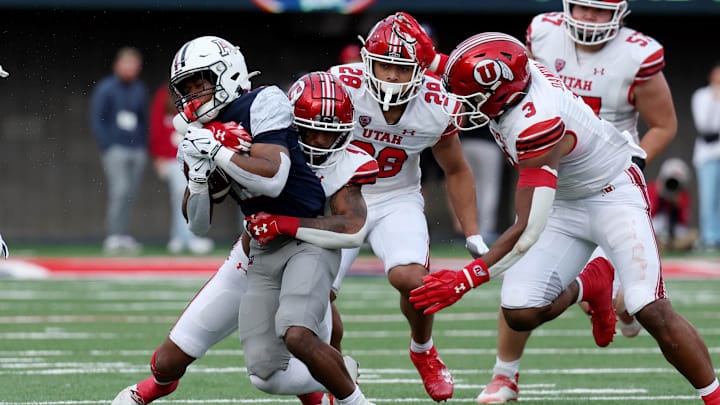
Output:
[4, 256, 720, 279]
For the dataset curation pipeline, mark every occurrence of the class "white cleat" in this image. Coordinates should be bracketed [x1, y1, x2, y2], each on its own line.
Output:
[343, 355, 360, 383]
[111, 384, 145, 405]
[476, 374, 518, 403]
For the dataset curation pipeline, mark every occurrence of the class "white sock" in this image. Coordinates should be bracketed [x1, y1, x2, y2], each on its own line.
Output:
[410, 337, 434, 353]
[575, 276, 584, 303]
[492, 356, 520, 381]
[698, 378, 720, 397]
[337, 386, 365, 405]
[249, 358, 327, 395]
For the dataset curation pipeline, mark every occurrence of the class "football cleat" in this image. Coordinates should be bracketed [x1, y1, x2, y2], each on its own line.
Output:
[476, 374, 518, 403]
[579, 257, 617, 347]
[111, 384, 146, 405]
[409, 346, 454, 401]
[618, 310, 642, 338]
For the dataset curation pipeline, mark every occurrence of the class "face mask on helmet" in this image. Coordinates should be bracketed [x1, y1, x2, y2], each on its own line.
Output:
[442, 33, 531, 131]
[563, 0, 629, 46]
[169, 36, 259, 123]
[361, 15, 426, 111]
[288, 72, 355, 169]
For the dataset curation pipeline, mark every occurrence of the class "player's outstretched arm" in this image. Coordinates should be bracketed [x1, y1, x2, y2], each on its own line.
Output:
[410, 136, 570, 314]
[634, 72, 677, 166]
[246, 185, 369, 248]
[431, 135, 487, 257]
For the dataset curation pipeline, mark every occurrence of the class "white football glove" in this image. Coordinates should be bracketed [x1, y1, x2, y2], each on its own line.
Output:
[183, 153, 216, 184]
[183, 127, 223, 159]
[465, 234, 489, 258]
[0, 233, 8, 259]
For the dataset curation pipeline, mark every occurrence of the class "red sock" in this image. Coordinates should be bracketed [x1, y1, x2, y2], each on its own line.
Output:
[297, 392, 324, 405]
[577, 257, 613, 305]
[703, 385, 720, 405]
[135, 376, 179, 403]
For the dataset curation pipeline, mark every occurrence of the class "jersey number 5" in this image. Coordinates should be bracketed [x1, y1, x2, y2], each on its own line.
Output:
[351, 140, 408, 178]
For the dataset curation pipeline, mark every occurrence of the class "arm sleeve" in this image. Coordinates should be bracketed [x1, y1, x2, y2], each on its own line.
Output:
[89, 81, 112, 149]
[214, 148, 291, 198]
[295, 219, 369, 249]
[186, 187, 212, 236]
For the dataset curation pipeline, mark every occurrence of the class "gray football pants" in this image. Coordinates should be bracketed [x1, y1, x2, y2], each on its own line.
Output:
[239, 236, 340, 379]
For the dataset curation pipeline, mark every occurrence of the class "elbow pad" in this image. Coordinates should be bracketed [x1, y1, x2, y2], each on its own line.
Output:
[295, 219, 368, 249]
[214, 148, 290, 197]
[186, 185, 211, 236]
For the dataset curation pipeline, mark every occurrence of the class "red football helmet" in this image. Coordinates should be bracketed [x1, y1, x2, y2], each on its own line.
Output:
[563, 0, 629, 45]
[361, 14, 428, 110]
[442, 33, 531, 130]
[288, 72, 355, 168]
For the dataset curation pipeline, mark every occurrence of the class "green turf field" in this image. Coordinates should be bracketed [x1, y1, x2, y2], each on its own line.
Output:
[1, 276, 718, 404]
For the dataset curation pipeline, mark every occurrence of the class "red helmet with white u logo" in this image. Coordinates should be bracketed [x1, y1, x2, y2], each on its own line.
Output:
[563, 0, 629, 45]
[288, 72, 355, 168]
[442, 33, 531, 130]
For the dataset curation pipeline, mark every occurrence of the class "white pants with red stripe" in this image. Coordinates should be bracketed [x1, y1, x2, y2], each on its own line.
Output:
[501, 165, 665, 316]
[333, 192, 430, 293]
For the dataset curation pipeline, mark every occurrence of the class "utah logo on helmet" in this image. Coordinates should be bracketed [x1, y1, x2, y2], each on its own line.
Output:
[442, 32, 530, 130]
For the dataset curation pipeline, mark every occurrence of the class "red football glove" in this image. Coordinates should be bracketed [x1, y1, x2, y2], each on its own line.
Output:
[203, 121, 252, 154]
[246, 212, 300, 246]
[409, 258, 489, 315]
[392, 11, 437, 69]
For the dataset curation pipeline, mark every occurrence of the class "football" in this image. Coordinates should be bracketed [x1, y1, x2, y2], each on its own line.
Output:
[183, 163, 232, 203]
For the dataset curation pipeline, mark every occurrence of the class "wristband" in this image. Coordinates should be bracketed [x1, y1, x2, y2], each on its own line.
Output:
[462, 257, 489, 288]
[277, 216, 300, 237]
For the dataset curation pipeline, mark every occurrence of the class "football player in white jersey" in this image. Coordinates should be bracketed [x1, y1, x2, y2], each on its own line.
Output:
[327, 12, 486, 402]
[409, 33, 720, 405]
[471, 2, 678, 401]
[111, 45, 378, 405]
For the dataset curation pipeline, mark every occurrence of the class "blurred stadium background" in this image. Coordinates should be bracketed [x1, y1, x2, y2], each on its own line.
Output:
[0, 0, 718, 245]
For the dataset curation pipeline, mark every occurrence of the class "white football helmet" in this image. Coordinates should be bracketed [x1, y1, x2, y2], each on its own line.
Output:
[170, 36, 257, 123]
[563, 0, 629, 46]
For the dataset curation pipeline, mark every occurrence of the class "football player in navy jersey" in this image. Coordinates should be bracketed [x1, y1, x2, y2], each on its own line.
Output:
[111, 38, 375, 405]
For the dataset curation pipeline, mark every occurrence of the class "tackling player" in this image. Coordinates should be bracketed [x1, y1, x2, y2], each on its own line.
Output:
[111, 36, 377, 405]
[327, 11, 486, 402]
[409, 32, 720, 405]
[470, 1, 677, 401]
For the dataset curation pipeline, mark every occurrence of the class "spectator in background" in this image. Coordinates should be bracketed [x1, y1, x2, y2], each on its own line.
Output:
[338, 44, 362, 64]
[648, 158, 697, 252]
[691, 62, 720, 252]
[148, 86, 214, 255]
[90, 46, 148, 255]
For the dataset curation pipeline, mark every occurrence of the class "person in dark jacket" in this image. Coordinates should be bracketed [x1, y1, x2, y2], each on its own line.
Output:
[90, 46, 148, 254]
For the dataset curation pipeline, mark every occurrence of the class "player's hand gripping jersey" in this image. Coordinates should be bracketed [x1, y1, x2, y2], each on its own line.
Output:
[490, 61, 644, 200]
[329, 63, 460, 204]
[216, 86, 326, 218]
[526, 12, 664, 143]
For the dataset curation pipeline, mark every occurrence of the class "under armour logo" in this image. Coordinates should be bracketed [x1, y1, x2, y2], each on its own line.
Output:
[402, 129, 416, 136]
[253, 224, 268, 235]
[441, 368, 453, 384]
[594, 68, 605, 76]
[215, 130, 226, 142]
[454, 283, 466, 294]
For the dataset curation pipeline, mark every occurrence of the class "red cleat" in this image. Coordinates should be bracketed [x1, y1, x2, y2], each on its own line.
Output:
[297, 392, 324, 405]
[578, 257, 617, 347]
[410, 346, 453, 401]
[476, 374, 519, 403]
